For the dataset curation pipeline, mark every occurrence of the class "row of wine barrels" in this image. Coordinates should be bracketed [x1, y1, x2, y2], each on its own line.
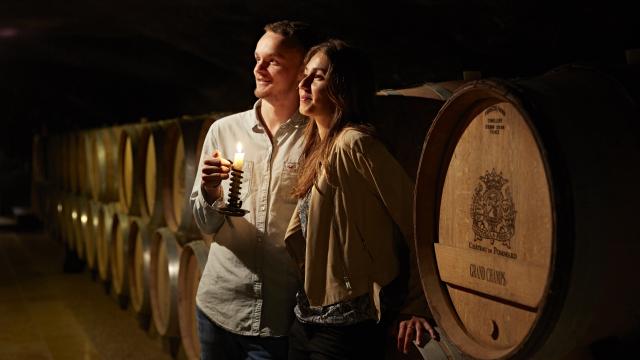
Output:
[42, 111, 224, 225]
[415, 64, 640, 359]
[178, 240, 209, 360]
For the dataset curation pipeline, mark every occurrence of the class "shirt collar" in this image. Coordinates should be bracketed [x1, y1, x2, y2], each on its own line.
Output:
[252, 99, 308, 133]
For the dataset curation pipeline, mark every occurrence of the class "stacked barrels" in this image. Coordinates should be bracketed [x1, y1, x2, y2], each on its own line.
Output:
[33, 112, 225, 359]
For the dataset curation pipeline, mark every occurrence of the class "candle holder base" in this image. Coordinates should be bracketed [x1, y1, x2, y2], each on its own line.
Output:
[215, 206, 250, 217]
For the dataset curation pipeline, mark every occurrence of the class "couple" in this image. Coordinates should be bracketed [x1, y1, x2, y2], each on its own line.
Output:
[191, 20, 436, 360]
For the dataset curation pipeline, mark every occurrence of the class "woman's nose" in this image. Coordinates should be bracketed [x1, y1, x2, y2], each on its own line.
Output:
[298, 74, 311, 89]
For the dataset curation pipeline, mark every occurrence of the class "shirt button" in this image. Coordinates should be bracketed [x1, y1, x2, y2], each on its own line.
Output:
[260, 205, 266, 211]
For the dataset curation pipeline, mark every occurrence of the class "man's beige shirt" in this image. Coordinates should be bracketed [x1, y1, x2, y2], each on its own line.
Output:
[191, 100, 307, 336]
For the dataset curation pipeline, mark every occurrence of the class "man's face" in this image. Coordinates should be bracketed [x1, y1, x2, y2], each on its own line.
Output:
[253, 31, 304, 102]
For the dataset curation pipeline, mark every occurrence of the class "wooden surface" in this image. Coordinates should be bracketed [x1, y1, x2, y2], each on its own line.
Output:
[110, 212, 130, 297]
[178, 240, 209, 360]
[128, 217, 153, 317]
[150, 228, 182, 337]
[437, 101, 552, 349]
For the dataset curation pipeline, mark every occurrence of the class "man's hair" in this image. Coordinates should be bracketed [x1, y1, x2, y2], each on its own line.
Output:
[264, 20, 318, 53]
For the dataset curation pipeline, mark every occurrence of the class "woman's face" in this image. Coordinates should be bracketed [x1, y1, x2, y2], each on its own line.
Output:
[298, 52, 335, 127]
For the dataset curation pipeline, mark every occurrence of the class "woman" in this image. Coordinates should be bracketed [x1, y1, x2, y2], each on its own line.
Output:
[284, 39, 436, 359]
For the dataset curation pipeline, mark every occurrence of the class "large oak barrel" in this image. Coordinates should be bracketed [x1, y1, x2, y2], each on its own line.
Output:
[415, 65, 640, 359]
[178, 240, 209, 360]
[150, 227, 183, 337]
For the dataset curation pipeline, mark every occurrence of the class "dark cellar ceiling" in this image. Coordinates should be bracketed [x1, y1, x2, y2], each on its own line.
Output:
[0, 0, 637, 145]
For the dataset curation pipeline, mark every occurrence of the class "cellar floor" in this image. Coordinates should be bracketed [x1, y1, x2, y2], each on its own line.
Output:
[0, 226, 173, 360]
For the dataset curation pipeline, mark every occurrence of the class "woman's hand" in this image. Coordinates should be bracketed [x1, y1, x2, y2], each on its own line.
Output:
[396, 315, 438, 354]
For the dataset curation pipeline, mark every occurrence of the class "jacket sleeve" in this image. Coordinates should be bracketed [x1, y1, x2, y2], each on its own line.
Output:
[190, 124, 226, 235]
[284, 202, 306, 276]
[345, 134, 431, 318]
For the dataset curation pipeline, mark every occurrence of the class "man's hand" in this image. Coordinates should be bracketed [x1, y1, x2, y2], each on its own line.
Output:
[396, 315, 438, 354]
[201, 150, 231, 204]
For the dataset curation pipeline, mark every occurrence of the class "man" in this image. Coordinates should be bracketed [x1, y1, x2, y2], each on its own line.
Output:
[190, 21, 318, 359]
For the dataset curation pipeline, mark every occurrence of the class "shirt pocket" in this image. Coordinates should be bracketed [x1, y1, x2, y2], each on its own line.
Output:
[281, 160, 299, 183]
[277, 160, 299, 203]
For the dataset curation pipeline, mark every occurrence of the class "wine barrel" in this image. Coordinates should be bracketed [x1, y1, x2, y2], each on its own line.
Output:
[110, 211, 132, 300]
[373, 81, 465, 180]
[178, 240, 209, 360]
[48, 191, 64, 242]
[70, 196, 86, 259]
[76, 131, 93, 197]
[415, 65, 640, 359]
[45, 135, 60, 189]
[150, 227, 183, 337]
[118, 124, 147, 216]
[91, 126, 121, 202]
[80, 199, 100, 271]
[138, 120, 175, 226]
[163, 114, 223, 241]
[59, 195, 74, 247]
[68, 132, 81, 194]
[128, 217, 153, 320]
[96, 202, 117, 282]
[60, 133, 69, 192]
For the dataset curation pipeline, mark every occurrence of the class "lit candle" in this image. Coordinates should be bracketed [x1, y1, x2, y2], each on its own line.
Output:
[233, 142, 245, 170]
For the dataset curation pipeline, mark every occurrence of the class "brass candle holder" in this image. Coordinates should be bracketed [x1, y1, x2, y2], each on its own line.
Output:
[216, 166, 249, 217]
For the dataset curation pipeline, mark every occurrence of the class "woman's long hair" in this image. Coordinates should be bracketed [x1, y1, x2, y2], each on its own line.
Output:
[292, 39, 376, 199]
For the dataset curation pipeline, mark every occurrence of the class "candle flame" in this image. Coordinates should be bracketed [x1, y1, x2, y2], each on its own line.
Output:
[236, 142, 243, 153]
